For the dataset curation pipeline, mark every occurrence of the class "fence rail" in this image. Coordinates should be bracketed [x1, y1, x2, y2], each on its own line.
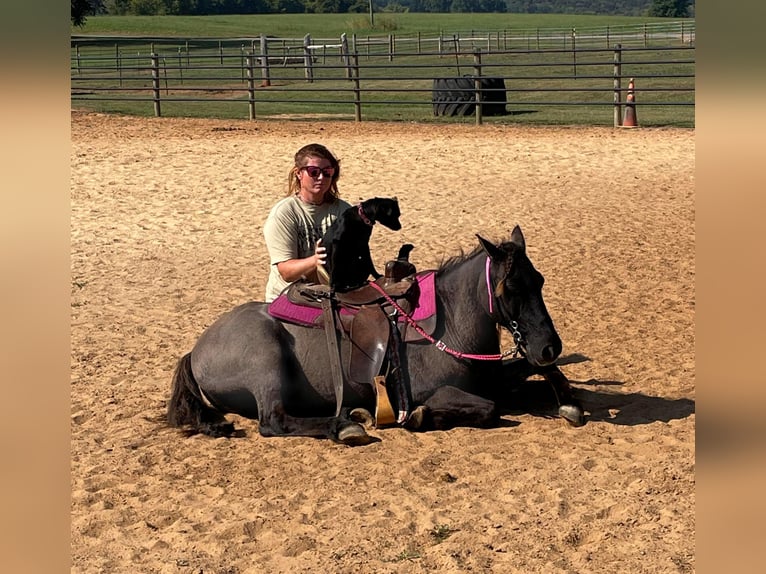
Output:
[71, 23, 695, 127]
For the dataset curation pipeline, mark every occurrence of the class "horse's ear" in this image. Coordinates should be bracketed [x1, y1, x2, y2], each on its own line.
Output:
[510, 225, 526, 251]
[477, 234, 505, 261]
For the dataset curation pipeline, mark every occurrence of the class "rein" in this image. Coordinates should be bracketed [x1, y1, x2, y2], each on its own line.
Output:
[368, 258, 523, 362]
[357, 203, 374, 226]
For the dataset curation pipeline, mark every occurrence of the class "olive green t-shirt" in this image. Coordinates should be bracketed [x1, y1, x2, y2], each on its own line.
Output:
[263, 195, 351, 302]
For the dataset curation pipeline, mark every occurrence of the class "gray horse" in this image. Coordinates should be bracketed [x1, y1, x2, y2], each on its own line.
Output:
[167, 226, 583, 445]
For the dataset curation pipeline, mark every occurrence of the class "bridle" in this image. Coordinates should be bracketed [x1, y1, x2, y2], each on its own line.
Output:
[485, 256, 527, 357]
[367, 256, 525, 362]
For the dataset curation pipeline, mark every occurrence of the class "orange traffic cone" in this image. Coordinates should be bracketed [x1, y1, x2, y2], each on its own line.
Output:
[622, 78, 638, 128]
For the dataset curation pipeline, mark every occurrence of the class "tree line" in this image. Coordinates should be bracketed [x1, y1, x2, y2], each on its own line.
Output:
[72, 0, 693, 26]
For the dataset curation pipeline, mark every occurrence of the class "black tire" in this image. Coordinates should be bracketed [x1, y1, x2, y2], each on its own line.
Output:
[455, 101, 475, 116]
[480, 77, 508, 116]
[432, 77, 473, 117]
[432, 77, 507, 117]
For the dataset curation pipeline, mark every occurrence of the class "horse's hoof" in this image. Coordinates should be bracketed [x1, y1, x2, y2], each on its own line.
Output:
[349, 407, 375, 430]
[559, 404, 585, 427]
[404, 406, 428, 430]
[337, 422, 373, 446]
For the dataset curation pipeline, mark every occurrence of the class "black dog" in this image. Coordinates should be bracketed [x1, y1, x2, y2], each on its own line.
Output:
[321, 197, 402, 293]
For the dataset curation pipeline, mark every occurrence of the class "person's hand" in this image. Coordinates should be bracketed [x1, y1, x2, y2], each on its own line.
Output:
[315, 238, 330, 284]
[315, 238, 327, 268]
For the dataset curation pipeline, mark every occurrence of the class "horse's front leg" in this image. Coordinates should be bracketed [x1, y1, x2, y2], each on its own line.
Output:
[539, 365, 585, 427]
[406, 386, 499, 431]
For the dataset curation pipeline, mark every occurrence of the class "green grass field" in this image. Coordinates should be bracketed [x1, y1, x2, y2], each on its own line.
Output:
[71, 14, 695, 127]
[72, 13, 679, 39]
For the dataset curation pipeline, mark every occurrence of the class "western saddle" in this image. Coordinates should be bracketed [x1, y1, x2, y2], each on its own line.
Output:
[269, 254, 436, 426]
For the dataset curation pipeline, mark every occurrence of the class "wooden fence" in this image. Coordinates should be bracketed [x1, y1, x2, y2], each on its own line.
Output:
[70, 23, 695, 127]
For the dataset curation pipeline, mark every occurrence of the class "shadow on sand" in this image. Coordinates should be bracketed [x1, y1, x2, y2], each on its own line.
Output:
[500, 354, 695, 427]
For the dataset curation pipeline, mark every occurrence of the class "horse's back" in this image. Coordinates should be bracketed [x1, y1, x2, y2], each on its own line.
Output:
[194, 301, 274, 351]
[191, 302, 282, 405]
[189, 299, 336, 420]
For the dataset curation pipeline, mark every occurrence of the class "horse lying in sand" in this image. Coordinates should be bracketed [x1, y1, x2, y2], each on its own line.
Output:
[168, 226, 584, 445]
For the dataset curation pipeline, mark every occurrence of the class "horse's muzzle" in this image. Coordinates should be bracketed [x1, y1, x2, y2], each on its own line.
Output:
[525, 338, 561, 367]
[539, 343, 561, 365]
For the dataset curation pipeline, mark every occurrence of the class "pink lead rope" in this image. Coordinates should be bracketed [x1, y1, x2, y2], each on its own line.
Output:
[368, 259, 516, 362]
[486, 255, 494, 315]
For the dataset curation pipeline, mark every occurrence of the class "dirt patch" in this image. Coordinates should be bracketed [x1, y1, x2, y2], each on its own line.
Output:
[71, 111, 695, 574]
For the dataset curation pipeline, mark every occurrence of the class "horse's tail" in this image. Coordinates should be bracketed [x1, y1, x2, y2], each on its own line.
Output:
[167, 353, 235, 437]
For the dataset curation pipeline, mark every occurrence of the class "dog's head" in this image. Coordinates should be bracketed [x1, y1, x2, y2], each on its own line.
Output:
[364, 197, 402, 231]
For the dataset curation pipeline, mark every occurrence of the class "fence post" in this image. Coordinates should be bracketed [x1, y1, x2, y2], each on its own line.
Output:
[246, 53, 256, 120]
[151, 53, 161, 117]
[454, 36, 461, 75]
[259, 34, 271, 87]
[473, 49, 483, 126]
[162, 57, 169, 95]
[613, 44, 622, 127]
[177, 47, 182, 85]
[219, 40, 223, 65]
[240, 44, 245, 82]
[606, 26, 610, 49]
[303, 34, 314, 83]
[117, 45, 123, 87]
[571, 28, 577, 77]
[185, 40, 189, 67]
[352, 52, 362, 122]
[341, 33, 352, 80]
[389, 34, 394, 62]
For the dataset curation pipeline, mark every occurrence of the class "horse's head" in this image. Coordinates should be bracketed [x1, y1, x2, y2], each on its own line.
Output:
[477, 226, 562, 367]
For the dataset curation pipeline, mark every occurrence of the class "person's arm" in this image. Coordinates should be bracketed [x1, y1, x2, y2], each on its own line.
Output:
[264, 203, 326, 283]
[275, 238, 326, 282]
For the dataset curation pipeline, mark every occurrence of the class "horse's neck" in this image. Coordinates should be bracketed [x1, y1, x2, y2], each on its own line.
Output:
[435, 255, 496, 343]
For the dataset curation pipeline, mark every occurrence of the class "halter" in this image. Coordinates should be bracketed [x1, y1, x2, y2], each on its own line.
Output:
[367, 256, 524, 361]
[485, 256, 526, 357]
[357, 203, 374, 226]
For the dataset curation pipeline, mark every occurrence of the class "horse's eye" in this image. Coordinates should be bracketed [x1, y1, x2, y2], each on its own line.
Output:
[503, 278, 519, 292]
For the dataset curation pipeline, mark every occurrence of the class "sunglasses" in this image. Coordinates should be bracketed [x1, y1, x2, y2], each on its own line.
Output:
[301, 166, 335, 179]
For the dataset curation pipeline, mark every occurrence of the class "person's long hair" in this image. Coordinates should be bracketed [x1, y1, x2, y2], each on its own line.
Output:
[286, 143, 341, 201]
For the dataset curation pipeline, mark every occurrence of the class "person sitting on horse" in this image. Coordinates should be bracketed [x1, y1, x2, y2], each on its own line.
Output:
[263, 143, 350, 303]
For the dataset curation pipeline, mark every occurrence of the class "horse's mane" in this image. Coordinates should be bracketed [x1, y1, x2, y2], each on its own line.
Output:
[435, 237, 523, 277]
[435, 244, 485, 277]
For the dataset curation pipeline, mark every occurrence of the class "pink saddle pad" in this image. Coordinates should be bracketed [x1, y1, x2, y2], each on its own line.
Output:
[267, 271, 436, 328]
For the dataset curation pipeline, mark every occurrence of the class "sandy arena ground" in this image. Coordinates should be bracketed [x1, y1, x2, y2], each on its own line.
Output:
[71, 111, 695, 573]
